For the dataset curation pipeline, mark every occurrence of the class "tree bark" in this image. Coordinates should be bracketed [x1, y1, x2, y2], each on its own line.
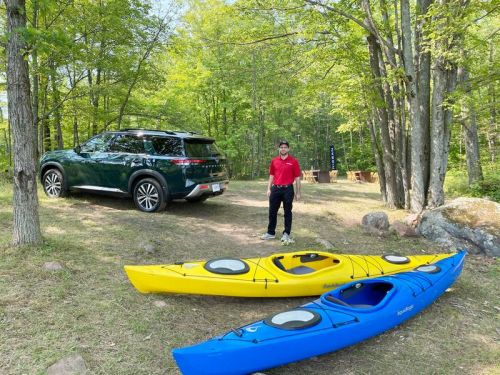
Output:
[458, 66, 482, 185]
[367, 115, 387, 203]
[31, 0, 40, 158]
[415, 0, 433, 198]
[367, 35, 398, 208]
[401, 0, 425, 212]
[487, 42, 497, 162]
[49, 59, 63, 149]
[5, 0, 42, 245]
[428, 58, 457, 207]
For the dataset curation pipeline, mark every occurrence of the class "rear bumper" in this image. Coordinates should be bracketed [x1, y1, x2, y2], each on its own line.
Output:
[185, 180, 229, 199]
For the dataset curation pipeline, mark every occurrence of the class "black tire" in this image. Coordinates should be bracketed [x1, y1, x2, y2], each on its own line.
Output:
[133, 178, 166, 212]
[42, 168, 67, 198]
[186, 196, 208, 203]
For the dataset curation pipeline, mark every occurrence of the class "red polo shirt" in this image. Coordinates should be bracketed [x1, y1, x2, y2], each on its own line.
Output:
[269, 155, 301, 185]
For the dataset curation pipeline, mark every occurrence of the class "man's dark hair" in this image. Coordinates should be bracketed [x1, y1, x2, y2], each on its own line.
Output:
[279, 140, 289, 147]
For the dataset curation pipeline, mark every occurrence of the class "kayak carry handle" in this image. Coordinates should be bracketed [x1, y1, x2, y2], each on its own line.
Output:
[232, 328, 243, 337]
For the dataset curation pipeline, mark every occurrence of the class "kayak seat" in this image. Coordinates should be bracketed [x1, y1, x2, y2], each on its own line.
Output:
[273, 258, 315, 275]
[288, 266, 315, 275]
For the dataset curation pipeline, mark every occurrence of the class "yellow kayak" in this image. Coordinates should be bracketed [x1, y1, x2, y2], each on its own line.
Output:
[124, 251, 453, 297]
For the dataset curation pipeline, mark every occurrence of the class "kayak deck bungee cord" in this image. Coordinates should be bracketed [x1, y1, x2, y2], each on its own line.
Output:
[124, 250, 453, 297]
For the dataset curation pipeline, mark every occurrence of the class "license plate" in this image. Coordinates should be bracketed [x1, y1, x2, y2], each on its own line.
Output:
[212, 183, 221, 192]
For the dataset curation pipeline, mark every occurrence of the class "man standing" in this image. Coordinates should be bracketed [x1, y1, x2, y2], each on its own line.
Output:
[261, 140, 301, 242]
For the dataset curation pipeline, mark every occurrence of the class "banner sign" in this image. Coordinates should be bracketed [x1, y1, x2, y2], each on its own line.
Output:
[329, 145, 336, 171]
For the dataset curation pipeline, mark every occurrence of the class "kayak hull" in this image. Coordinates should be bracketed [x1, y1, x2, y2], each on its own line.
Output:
[124, 251, 452, 297]
[172, 251, 466, 375]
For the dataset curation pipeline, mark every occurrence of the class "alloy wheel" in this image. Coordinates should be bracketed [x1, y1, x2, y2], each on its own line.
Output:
[136, 182, 159, 211]
[44, 172, 62, 197]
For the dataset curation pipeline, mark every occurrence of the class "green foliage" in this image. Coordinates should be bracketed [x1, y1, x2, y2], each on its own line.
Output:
[0, 0, 496, 188]
[445, 165, 500, 203]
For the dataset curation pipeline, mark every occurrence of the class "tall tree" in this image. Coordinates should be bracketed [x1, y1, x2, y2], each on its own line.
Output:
[4, 0, 42, 245]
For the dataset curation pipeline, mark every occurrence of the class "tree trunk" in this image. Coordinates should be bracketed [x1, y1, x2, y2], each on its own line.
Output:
[487, 42, 497, 162]
[31, 0, 40, 158]
[5, 0, 42, 245]
[49, 59, 63, 149]
[401, 0, 425, 212]
[367, 35, 398, 208]
[458, 66, 483, 185]
[428, 59, 457, 207]
[41, 77, 51, 152]
[415, 0, 432, 199]
[367, 115, 387, 203]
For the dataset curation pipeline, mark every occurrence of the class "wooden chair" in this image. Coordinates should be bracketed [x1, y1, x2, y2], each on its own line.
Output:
[329, 170, 338, 183]
[302, 170, 317, 183]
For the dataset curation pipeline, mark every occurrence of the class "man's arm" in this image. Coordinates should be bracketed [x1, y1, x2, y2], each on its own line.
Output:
[294, 176, 301, 201]
[267, 175, 274, 197]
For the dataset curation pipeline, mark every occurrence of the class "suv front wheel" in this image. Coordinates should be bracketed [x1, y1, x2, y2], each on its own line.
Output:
[133, 178, 166, 212]
[42, 169, 67, 198]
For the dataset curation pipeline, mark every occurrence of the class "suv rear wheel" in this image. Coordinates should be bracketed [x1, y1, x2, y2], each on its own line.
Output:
[42, 169, 67, 198]
[133, 178, 166, 212]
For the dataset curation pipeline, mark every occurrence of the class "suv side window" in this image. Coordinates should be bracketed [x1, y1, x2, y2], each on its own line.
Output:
[184, 140, 221, 157]
[150, 136, 183, 156]
[109, 135, 145, 154]
[80, 133, 114, 153]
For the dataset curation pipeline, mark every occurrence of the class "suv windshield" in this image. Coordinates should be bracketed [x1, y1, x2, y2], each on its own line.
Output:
[184, 140, 221, 157]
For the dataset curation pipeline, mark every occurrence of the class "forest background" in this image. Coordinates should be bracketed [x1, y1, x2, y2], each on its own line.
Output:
[0, 0, 498, 206]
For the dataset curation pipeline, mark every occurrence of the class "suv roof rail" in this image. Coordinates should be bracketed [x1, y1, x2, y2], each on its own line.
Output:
[119, 128, 177, 135]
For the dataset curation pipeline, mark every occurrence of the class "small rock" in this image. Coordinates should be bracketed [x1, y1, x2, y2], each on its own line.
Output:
[143, 243, 156, 254]
[403, 213, 421, 228]
[47, 354, 87, 375]
[315, 238, 334, 249]
[44, 261, 63, 271]
[153, 300, 167, 308]
[390, 221, 418, 237]
[362, 212, 389, 232]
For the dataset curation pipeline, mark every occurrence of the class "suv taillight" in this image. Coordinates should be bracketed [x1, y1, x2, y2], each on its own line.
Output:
[171, 159, 208, 165]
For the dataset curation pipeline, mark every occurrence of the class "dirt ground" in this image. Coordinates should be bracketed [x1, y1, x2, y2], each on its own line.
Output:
[0, 179, 498, 374]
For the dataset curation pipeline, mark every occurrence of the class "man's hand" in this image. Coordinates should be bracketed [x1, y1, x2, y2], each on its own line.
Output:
[267, 188, 271, 197]
[295, 192, 301, 201]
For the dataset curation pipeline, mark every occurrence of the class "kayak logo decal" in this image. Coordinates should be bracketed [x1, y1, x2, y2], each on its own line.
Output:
[397, 305, 414, 316]
[323, 283, 339, 289]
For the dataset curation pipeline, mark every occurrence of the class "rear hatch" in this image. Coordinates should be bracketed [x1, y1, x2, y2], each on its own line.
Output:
[183, 138, 228, 182]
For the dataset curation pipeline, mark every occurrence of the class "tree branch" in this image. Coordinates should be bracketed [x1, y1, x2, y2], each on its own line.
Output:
[201, 32, 299, 46]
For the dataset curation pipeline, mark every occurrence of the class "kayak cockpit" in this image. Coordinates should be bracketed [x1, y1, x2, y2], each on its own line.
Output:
[272, 252, 341, 275]
[322, 281, 394, 309]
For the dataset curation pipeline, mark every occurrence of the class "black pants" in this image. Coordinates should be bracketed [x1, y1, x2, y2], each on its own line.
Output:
[267, 185, 294, 236]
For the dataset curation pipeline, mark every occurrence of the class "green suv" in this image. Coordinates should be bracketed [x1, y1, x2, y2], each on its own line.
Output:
[39, 129, 229, 212]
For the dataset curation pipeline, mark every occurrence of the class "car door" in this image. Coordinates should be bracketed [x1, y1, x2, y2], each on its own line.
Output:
[71, 133, 115, 187]
[92, 134, 147, 191]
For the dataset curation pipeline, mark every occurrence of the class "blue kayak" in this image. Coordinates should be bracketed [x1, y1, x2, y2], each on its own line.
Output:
[172, 251, 466, 375]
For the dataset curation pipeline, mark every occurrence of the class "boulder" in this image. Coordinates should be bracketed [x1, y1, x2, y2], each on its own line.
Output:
[47, 354, 87, 375]
[362, 212, 389, 235]
[418, 198, 499, 257]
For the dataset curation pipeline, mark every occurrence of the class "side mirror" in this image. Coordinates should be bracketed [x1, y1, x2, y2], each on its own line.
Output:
[74, 145, 81, 154]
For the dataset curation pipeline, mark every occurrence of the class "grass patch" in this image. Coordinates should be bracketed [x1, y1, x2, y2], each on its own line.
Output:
[0, 180, 498, 374]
